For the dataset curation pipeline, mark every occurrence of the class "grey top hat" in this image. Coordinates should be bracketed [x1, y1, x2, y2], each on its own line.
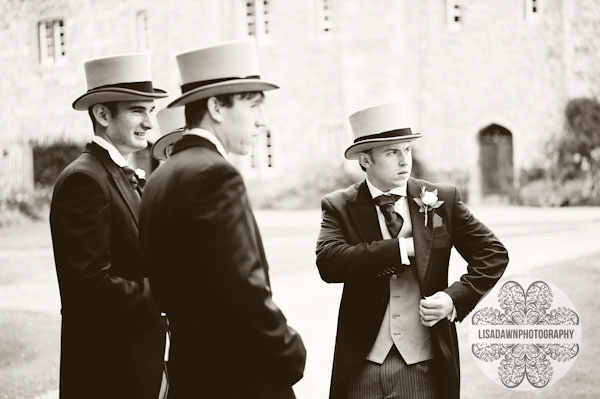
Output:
[344, 102, 423, 160]
[72, 54, 168, 111]
[150, 107, 185, 160]
[167, 40, 278, 108]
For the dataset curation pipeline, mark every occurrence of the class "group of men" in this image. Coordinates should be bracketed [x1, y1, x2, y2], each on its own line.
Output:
[49, 40, 508, 399]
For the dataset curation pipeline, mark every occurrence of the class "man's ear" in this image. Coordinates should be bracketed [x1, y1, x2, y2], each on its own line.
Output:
[91, 104, 111, 128]
[206, 97, 224, 123]
[358, 152, 371, 170]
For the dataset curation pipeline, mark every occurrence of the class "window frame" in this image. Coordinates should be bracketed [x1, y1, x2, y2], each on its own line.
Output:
[38, 19, 67, 66]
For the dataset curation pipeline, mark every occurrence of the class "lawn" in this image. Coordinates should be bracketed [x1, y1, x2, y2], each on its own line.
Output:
[0, 311, 59, 399]
[0, 216, 599, 398]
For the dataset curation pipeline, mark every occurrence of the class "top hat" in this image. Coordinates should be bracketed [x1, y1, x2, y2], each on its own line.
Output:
[167, 40, 278, 108]
[150, 107, 185, 161]
[344, 102, 423, 160]
[72, 54, 168, 111]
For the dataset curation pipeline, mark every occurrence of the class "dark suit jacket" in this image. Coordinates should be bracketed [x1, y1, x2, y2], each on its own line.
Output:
[316, 177, 509, 399]
[50, 142, 165, 399]
[138, 135, 306, 399]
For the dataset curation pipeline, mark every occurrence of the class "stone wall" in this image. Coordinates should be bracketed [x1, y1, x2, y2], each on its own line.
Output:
[1, 0, 599, 201]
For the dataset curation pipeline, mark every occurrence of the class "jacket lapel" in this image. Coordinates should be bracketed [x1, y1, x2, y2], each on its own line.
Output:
[347, 181, 383, 243]
[407, 178, 432, 285]
[85, 143, 140, 226]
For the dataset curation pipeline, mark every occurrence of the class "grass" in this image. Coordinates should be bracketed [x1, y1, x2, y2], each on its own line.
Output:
[1, 218, 599, 398]
[0, 221, 54, 286]
[0, 311, 60, 399]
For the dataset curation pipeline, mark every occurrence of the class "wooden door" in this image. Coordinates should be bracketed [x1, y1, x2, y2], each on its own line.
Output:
[479, 125, 514, 197]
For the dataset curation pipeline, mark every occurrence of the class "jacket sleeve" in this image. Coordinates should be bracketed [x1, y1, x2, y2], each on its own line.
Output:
[443, 187, 509, 321]
[189, 163, 306, 387]
[50, 171, 157, 329]
[315, 195, 401, 283]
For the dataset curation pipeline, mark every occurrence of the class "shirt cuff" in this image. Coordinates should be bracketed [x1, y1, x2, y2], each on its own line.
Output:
[398, 237, 410, 265]
[447, 306, 457, 322]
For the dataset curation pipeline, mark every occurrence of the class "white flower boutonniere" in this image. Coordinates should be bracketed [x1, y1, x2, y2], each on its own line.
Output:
[134, 168, 146, 180]
[413, 186, 444, 227]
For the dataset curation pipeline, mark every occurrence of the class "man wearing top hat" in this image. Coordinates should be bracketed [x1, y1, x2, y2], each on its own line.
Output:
[138, 40, 306, 399]
[50, 54, 168, 399]
[316, 102, 509, 399]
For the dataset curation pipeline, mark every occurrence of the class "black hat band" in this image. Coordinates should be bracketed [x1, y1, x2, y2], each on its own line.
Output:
[90, 81, 155, 93]
[353, 128, 414, 144]
[181, 75, 261, 94]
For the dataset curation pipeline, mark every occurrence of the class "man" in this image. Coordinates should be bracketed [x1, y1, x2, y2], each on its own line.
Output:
[316, 102, 509, 399]
[50, 54, 168, 399]
[139, 40, 306, 399]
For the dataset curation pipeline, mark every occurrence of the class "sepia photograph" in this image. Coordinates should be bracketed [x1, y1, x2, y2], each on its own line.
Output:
[0, 1, 598, 398]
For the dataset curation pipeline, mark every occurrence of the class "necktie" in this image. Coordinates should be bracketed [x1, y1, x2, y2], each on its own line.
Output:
[121, 165, 144, 196]
[374, 194, 403, 237]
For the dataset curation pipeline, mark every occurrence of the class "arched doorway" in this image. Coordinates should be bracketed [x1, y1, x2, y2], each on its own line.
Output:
[478, 124, 514, 199]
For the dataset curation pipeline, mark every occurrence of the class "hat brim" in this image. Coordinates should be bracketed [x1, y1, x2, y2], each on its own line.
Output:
[344, 134, 423, 160]
[167, 79, 279, 108]
[72, 88, 168, 110]
[151, 130, 184, 161]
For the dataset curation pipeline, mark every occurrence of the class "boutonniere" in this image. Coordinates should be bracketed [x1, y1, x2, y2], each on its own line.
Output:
[413, 186, 444, 227]
[134, 168, 146, 181]
[134, 168, 146, 189]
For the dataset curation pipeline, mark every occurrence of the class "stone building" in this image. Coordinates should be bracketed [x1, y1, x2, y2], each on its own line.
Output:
[1, 0, 599, 203]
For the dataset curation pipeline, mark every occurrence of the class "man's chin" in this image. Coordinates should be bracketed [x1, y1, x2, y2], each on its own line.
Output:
[231, 145, 254, 156]
[395, 176, 410, 186]
[132, 139, 148, 152]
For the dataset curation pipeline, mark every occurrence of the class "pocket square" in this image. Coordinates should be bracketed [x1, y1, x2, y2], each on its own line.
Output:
[432, 213, 444, 228]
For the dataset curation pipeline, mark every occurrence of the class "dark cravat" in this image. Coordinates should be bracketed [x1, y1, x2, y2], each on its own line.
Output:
[374, 194, 404, 237]
[121, 165, 144, 196]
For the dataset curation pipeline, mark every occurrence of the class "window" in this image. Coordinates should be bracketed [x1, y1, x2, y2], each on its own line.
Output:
[245, 0, 270, 37]
[246, 1, 257, 36]
[446, 0, 462, 31]
[263, 1, 271, 35]
[316, 0, 335, 33]
[38, 19, 66, 65]
[525, 0, 541, 21]
[136, 10, 150, 51]
[265, 128, 273, 168]
[250, 128, 274, 170]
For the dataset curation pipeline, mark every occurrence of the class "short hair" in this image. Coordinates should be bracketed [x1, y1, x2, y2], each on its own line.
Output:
[88, 102, 120, 132]
[184, 91, 264, 129]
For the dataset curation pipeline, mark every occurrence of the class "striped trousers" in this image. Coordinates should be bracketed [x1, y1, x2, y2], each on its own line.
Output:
[347, 347, 439, 399]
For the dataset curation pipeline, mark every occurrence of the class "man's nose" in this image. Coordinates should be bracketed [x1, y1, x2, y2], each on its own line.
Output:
[141, 112, 154, 129]
[255, 107, 268, 128]
[398, 152, 408, 165]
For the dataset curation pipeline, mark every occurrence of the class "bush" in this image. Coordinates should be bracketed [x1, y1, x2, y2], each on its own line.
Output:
[0, 187, 52, 227]
[518, 97, 600, 206]
[519, 177, 600, 207]
[33, 142, 83, 187]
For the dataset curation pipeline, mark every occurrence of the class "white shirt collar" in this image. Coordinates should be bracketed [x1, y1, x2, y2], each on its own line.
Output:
[183, 128, 227, 159]
[366, 177, 407, 199]
[92, 135, 130, 168]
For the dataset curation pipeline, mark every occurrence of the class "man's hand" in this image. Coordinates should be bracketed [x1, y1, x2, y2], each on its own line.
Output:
[419, 291, 454, 327]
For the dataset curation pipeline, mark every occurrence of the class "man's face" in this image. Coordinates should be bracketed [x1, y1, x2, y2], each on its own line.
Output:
[218, 93, 266, 155]
[362, 142, 413, 191]
[105, 100, 155, 155]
